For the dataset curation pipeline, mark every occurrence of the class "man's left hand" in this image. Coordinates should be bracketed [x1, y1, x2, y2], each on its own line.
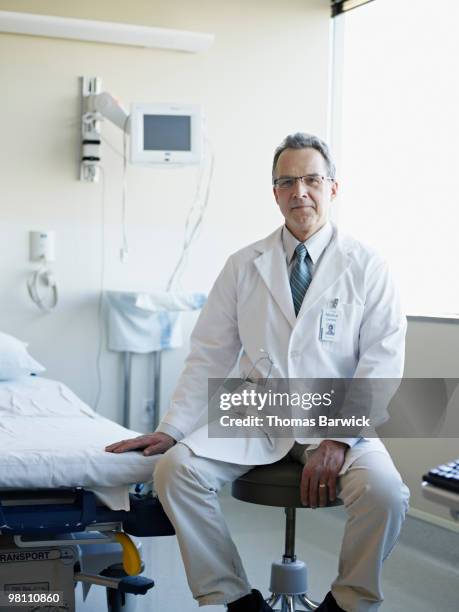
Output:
[300, 440, 349, 508]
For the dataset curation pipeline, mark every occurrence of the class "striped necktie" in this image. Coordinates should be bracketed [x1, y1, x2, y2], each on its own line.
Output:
[290, 243, 311, 316]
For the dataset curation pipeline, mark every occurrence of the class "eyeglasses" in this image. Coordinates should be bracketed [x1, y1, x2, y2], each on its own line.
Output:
[273, 174, 334, 190]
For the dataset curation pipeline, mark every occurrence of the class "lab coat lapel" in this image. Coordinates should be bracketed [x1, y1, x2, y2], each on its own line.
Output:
[297, 227, 350, 319]
[254, 228, 296, 328]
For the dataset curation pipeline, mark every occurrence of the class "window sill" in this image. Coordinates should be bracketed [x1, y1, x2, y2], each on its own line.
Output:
[407, 313, 459, 323]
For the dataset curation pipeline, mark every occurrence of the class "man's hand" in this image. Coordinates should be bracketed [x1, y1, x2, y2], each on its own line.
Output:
[105, 432, 176, 456]
[300, 440, 348, 508]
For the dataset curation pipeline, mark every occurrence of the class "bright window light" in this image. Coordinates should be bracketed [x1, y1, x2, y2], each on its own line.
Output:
[333, 0, 459, 315]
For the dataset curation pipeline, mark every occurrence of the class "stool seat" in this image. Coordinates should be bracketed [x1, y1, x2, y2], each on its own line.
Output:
[232, 460, 343, 508]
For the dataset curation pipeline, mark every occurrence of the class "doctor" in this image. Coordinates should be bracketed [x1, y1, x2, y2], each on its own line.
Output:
[106, 133, 410, 612]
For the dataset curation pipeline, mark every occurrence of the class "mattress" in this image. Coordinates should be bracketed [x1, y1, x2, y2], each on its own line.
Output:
[0, 376, 162, 510]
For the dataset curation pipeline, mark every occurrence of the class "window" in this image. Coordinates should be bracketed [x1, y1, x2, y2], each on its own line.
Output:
[331, 0, 459, 315]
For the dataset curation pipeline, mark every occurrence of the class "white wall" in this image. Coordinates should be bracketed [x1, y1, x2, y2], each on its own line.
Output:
[384, 322, 459, 528]
[0, 1, 330, 421]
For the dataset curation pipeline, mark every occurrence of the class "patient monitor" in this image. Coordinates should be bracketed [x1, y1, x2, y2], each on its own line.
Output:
[130, 103, 202, 165]
[80, 77, 203, 181]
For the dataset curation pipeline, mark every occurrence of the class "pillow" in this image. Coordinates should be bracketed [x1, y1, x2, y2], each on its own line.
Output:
[0, 332, 46, 380]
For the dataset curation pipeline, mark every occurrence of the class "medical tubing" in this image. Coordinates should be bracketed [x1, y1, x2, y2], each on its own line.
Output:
[120, 115, 130, 260]
[166, 137, 214, 291]
[27, 261, 58, 312]
[94, 165, 106, 410]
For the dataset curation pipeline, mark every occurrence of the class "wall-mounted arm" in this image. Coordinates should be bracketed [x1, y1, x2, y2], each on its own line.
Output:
[80, 76, 129, 182]
[88, 92, 130, 132]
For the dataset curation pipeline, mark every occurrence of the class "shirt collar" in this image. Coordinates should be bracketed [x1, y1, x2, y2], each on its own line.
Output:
[282, 222, 333, 265]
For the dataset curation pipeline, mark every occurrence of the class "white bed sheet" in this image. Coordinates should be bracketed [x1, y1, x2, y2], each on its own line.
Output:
[0, 376, 161, 510]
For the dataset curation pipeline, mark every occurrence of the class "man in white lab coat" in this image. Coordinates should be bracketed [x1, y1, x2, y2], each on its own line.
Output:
[106, 133, 410, 612]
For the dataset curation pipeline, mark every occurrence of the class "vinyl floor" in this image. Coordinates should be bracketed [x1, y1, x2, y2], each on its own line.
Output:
[76, 491, 459, 611]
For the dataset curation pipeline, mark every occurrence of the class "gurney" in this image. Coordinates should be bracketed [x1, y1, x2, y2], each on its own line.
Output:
[0, 376, 174, 611]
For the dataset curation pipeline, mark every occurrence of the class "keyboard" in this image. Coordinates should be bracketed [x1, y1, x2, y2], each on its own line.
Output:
[423, 458, 459, 494]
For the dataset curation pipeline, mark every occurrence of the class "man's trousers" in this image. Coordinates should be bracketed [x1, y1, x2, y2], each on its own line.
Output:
[154, 441, 410, 612]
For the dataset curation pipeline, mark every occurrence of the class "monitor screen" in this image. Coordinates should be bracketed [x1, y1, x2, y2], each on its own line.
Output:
[143, 114, 191, 152]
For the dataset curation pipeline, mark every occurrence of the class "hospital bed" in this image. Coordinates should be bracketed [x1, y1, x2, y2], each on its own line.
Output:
[0, 376, 174, 611]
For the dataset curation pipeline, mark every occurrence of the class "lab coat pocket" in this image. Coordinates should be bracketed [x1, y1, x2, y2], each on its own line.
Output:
[319, 302, 363, 356]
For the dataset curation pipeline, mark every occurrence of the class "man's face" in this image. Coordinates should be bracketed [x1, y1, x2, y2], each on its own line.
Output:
[273, 147, 338, 242]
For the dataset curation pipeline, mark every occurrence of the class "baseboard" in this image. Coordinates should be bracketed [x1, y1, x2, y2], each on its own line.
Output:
[407, 507, 459, 533]
[399, 511, 459, 570]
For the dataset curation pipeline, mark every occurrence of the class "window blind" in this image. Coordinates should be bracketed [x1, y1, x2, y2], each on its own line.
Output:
[331, 0, 376, 17]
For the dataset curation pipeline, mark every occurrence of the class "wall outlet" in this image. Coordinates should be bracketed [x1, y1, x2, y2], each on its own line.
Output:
[30, 230, 56, 262]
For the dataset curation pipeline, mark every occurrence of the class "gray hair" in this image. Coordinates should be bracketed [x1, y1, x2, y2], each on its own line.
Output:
[272, 132, 336, 182]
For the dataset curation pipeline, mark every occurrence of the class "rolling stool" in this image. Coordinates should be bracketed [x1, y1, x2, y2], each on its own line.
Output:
[232, 459, 343, 612]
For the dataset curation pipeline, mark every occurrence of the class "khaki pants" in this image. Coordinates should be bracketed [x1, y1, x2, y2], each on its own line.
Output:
[154, 441, 410, 612]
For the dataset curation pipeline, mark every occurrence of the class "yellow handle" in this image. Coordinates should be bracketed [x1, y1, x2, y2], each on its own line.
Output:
[114, 532, 142, 576]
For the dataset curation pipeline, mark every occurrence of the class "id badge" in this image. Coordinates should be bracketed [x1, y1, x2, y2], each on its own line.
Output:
[320, 299, 341, 342]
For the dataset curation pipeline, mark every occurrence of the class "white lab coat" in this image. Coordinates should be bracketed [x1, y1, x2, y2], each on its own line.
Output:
[158, 224, 406, 470]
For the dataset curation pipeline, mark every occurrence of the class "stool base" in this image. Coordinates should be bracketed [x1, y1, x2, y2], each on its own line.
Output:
[266, 593, 320, 612]
[267, 559, 320, 611]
